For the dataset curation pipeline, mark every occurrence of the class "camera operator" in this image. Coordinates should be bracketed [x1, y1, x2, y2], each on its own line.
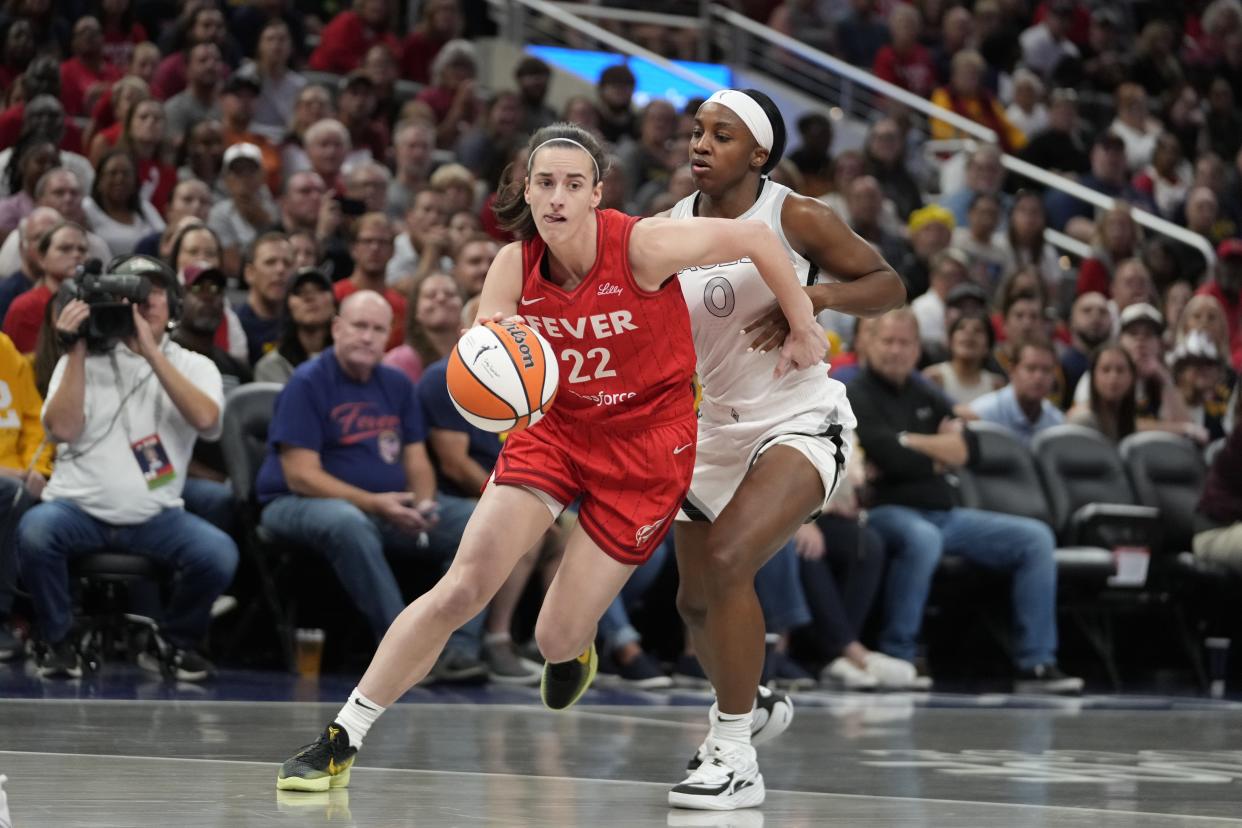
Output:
[15, 255, 238, 680]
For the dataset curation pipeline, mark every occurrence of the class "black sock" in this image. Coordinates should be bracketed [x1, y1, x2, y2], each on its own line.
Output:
[548, 658, 581, 680]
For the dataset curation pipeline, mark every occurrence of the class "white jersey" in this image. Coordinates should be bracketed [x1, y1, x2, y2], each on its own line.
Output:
[670, 180, 855, 432]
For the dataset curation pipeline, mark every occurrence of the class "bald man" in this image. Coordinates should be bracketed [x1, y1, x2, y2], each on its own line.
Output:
[334, 213, 407, 351]
[254, 289, 488, 679]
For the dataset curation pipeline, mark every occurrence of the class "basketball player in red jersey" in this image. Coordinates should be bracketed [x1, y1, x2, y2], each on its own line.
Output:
[276, 122, 830, 794]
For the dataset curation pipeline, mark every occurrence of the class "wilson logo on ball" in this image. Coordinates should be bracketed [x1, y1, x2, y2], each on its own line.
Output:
[447, 320, 559, 433]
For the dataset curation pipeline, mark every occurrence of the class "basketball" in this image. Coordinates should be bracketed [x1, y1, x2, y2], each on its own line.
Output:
[447, 320, 559, 433]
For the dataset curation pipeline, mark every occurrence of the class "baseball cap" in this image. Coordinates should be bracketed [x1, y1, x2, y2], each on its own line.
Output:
[907, 204, 956, 234]
[222, 73, 261, 96]
[291, 266, 333, 292]
[223, 143, 263, 169]
[181, 262, 226, 289]
[946, 281, 988, 308]
[1167, 329, 1222, 368]
[1118, 302, 1164, 333]
[1216, 238, 1242, 259]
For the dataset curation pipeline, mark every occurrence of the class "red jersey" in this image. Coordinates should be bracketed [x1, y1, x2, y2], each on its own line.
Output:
[519, 209, 696, 429]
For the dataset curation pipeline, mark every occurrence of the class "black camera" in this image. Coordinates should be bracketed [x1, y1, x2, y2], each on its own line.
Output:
[58, 260, 152, 352]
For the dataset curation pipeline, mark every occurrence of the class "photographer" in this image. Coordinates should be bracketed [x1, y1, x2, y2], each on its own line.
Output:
[16, 255, 238, 680]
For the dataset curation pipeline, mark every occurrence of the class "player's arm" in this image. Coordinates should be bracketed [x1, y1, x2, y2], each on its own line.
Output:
[631, 217, 824, 376]
[473, 241, 524, 325]
[744, 196, 906, 352]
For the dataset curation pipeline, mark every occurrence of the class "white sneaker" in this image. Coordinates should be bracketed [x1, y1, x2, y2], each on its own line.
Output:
[687, 686, 792, 771]
[0, 773, 11, 828]
[669, 738, 765, 811]
[821, 657, 879, 690]
[862, 652, 919, 689]
[667, 808, 766, 826]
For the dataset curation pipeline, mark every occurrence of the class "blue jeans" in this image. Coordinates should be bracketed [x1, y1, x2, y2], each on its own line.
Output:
[16, 500, 239, 648]
[755, 540, 812, 634]
[183, 477, 236, 536]
[260, 493, 485, 651]
[867, 506, 1058, 670]
[0, 477, 37, 618]
[598, 536, 670, 654]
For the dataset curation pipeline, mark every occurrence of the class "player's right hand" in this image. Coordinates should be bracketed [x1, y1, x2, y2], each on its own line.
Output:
[775, 321, 828, 378]
[463, 311, 527, 336]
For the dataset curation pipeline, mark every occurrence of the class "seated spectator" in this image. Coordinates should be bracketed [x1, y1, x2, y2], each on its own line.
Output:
[595, 536, 674, 688]
[863, 118, 922, 221]
[254, 266, 335, 385]
[59, 16, 122, 120]
[845, 175, 908, 273]
[1076, 205, 1140, 298]
[1060, 291, 1112, 397]
[98, 0, 146, 72]
[1045, 132, 1154, 233]
[83, 149, 165, 257]
[911, 247, 970, 354]
[208, 144, 278, 279]
[1198, 239, 1242, 370]
[941, 145, 1008, 228]
[1163, 279, 1195, 348]
[117, 98, 176, 217]
[1175, 187, 1224, 282]
[968, 339, 1066, 443]
[236, 232, 293, 366]
[848, 309, 1081, 693]
[514, 56, 556, 137]
[836, 0, 890, 68]
[388, 189, 450, 287]
[278, 87, 337, 185]
[255, 291, 485, 675]
[337, 71, 388, 164]
[19, 254, 236, 680]
[0, 208, 59, 325]
[384, 272, 461, 385]
[163, 42, 223, 143]
[219, 74, 282, 195]
[1168, 331, 1232, 443]
[1000, 190, 1063, 294]
[0, 18, 33, 92]
[1193, 393, 1242, 574]
[168, 221, 248, 365]
[152, 5, 238, 100]
[386, 119, 436, 219]
[786, 112, 834, 198]
[1108, 258, 1157, 333]
[429, 163, 477, 218]
[236, 19, 306, 142]
[1132, 133, 1193, 219]
[87, 76, 149, 164]
[289, 230, 320, 271]
[617, 99, 679, 213]
[0, 97, 94, 199]
[0, 135, 58, 242]
[594, 63, 637, 146]
[447, 211, 483, 254]
[309, 0, 401, 76]
[923, 310, 1006, 407]
[344, 161, 391, 216]
[1018, 87, 1090, 178]
[1067, 344, 1138, 443]
[951, 192, 1008, 291]
[450, 234, 498, 299]
[269, 171, 327, 240]
[0, 329, 52, 661]
[135, 178, 213, 258]
[1005, 69, 1048, 140]
[991, 290, 1068, 409]
[4, 221, 87, 353]
[1019, 0, 1078, 80]
[417, 39, 482, 150]
[1177, 294, 1235, 374]
[1204, 77, 1242, 165]
[300, 119, 356, 194]
[931, 50, 1026, 153]
[872, 4, 936, 98]
[896, 204, 954, 300]
[399, 0, 459, 84]
[334, 213, 406, 352]
[363, 44, 401, 128]
[0, 169, 110, 273]
[0, 57, 86, 154]
[176, 119, 226, 200]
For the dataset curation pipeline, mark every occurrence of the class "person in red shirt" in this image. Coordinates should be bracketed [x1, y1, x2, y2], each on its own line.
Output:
[59, 16, 123, 119]
[336, 72, 389, 165]
[399, 0, 460, 84]
[1199, 239, 1242, 370]
[872, 4, 938, 98]
[116, 99, 176, 217]
[308, 0, 401, 76]
[0, 56, 85, 155]
[332, 213, 406, 352]
[416, 39, 482, 149]
[3, 221, 87, 353]
[98, 0, 147, 71]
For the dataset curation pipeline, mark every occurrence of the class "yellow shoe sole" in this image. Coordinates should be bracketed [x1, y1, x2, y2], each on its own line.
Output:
[540, 644, 598, 711]
[276, 765, 351, 792]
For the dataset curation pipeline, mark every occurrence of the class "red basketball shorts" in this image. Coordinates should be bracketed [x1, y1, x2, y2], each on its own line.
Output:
[492, 413, 697, 565]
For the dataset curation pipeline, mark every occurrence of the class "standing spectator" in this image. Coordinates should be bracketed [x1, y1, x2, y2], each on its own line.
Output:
[862, 118, 922, 221]
[786, 112, 834, 198]
[417, 40, 482, 150]
[19, 254, 235, 680]
[254, 266, 335, 385]
[911, 247, 970, 355]
[1198, 239, 1242, 371]
[897, 204, 954, 300]
[594, 63, 637, 145]
[163, 42, 223, 143]
[386, 119, 436, 219]
[236, 231, 294, 366]
[117, 98, 176, 218]
[968, 340, 1066, 444]
[1019, 0, 1079, 80]
[400, 0, 461, 85]
[1109, 83, 1163, 173]
[923, 310, 1006, 406]
[219, 74, 283, 196]
[334, 214, 406, 352]
[82, 150, 165, 258]
[1067, 344, 1138, 443]
[1133, 133, 1193, 219]
[59, 16, 122, 119]
[1060, 291, 1112, 397]
[848, 309, 1082, 694]
[514, 56, 556, 135]
[383, 271, 459, 384]
[237, 19, 305, 142]
[208, 144, 277, 279]
[931, 51, 1026, 152]
[309, 0, 400, 76]
[837, 0, 891, 69]
[872, 4, 936, 98]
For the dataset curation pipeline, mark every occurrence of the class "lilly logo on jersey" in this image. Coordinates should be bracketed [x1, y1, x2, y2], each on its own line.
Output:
[635, 516, 667, 547]
[597, 281, 624, 297]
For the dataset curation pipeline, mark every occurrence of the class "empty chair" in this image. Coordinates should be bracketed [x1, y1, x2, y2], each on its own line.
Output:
[1120, 432, 1207, 556]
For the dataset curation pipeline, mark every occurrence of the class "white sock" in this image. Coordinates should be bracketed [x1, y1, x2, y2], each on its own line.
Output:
[710, 709, 754, 747]
[483, 632, 511, 647]
[335, 687, 385, 748]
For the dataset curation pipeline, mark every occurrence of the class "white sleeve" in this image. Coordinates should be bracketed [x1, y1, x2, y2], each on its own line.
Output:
[40, 354, 70, 423]
[174, 349, 225, 441]
[225, 305, 249, 363]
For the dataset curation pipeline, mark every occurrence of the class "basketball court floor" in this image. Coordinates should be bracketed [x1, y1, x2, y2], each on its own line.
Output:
[2, 664, 1242, 827]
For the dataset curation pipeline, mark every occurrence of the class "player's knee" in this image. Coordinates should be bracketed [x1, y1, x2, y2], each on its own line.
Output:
[704, 541, 759, 588]
[533, 616, 590, 664]
[676, 586, 708, 628]
[431, 570, 492, 625]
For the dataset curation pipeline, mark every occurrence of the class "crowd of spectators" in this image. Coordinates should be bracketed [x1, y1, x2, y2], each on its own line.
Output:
[0, 0, 1238, 692]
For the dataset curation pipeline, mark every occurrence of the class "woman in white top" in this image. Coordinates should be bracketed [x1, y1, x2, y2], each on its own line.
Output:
[924, 310, 1006, 409]
[82, 149, 165, 257]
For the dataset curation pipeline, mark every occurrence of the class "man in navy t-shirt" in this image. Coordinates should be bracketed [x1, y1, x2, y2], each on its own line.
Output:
[257, 292, 485, 673]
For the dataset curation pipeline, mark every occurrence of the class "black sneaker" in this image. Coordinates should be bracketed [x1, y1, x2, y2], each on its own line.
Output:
[615, 651, 674, 689]
[138, 647, 215, 681]
[0, 625, 23, 662]
[763, 650, 816, 692]
[39, 639, 82, 679]
[277, 723, 358, 792]
[540, 643, 597, 710]
[687, 686, 793, 771]
[1014, 664, 1084, 696]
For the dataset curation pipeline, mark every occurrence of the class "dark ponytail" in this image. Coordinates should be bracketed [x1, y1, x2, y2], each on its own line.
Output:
[738, 89, 787, 174]
[493, 123, 611, 240]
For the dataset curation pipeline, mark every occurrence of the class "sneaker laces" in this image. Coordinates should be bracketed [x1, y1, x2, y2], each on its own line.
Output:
[681, 738, 754, 788]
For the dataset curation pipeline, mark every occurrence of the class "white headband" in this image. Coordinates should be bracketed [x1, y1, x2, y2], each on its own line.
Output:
[705, 90, 774, 151]
[527, 138, 600, 180]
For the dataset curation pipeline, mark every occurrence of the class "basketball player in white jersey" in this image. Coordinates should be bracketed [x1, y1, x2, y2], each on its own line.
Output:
[664, 89, 907, 811]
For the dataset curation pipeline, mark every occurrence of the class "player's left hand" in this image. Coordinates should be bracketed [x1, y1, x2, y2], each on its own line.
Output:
[124, 304, 160, 360]
[740, 304, 787, 354]
[775, 321, 828, 378]
[463, 311, 527, 336]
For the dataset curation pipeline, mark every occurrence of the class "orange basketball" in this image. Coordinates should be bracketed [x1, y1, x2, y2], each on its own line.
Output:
[447, 320, 559, 433]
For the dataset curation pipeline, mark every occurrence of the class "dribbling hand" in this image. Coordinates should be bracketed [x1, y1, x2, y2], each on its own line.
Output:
[775, 321, 829, 378]
[462, 311, 527, 337]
